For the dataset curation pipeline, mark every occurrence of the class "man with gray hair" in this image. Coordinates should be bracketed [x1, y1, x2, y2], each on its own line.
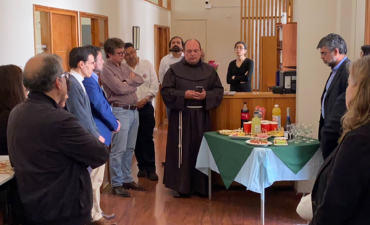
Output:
[316, 33, 349, 140]
[7, 54, 109, 224]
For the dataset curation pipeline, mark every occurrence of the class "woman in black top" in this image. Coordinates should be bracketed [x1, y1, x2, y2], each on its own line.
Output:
[226, 41, 254, 92]
[0, 65, 26, 155]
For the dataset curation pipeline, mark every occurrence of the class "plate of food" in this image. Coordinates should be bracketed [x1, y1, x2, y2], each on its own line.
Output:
[274, 137, 288, 146]
[246, 138, 272, 147]
[267, 129, 285, 137]
[230, 132, 272, 140]
[218, 129, 242, 136]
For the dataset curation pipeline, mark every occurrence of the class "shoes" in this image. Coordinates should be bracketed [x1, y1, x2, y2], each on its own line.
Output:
[112, 186, 130, 197]
[91, 217, 117, 225]
[137, 170, 147, 177]
[173, 191, 189, 198]
[102, 212, 115, 220]
[147, 172, 158, 181]
[122, 181, 146, 191]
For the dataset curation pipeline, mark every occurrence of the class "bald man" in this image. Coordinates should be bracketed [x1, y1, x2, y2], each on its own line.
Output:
[161, 39, 224, 197]
[7, 54, 109, 224]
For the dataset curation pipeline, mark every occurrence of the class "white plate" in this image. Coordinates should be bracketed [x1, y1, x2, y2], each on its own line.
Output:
[274, 143, 288, 146]
[245, 140, 272, 147]
[224, 91, 236, 96]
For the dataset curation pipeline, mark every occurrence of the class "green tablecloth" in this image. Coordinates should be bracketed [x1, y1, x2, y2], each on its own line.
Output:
[204, 132, 320, 189]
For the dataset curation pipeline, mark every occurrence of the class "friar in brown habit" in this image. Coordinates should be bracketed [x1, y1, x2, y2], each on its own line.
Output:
[161, 39, 224, 197]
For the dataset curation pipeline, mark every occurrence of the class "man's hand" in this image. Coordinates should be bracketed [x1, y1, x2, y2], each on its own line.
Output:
[136, 98, 148, 109]
[99, 135, 105, 143]
[232, 76, 236, 80]
[130, 72, 136, 79]
[193, 89, 206, 100]
[114, 120, 121, 133]
[185, 90, 196, 99]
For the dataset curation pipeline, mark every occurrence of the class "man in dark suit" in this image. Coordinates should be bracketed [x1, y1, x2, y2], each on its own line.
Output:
[83, 45, 120, 223]
[66, 47, 117, 225]
[7, 54, 109, 224]
[316, 33, 349, 140]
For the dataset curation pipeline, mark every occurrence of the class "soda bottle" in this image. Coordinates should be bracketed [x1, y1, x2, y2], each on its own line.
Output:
[241, 102, 250, 129]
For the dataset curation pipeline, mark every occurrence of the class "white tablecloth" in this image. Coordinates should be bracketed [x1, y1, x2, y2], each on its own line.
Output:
[196, 137, 324, 194]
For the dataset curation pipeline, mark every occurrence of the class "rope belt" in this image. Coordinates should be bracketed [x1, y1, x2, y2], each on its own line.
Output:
[178, 106, 204, 168]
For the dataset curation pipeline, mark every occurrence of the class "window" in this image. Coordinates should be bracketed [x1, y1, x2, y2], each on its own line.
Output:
[143, 0, 171, 10]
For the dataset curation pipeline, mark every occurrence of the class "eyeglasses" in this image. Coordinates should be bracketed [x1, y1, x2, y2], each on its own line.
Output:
[60, 72, 70, 91]
[320, 51, 331, 57]
[235, 47, 245, 50]
[116, 51, 126, 56]
[60, 72, 70, 79]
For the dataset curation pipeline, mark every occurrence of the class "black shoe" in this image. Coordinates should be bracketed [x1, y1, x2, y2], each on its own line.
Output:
[137, 170, 147, 177]
[147, 172, 158, 181]
[112, 186, 130, 197]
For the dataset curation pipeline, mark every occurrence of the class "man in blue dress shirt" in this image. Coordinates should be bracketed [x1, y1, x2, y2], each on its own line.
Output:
[83, 45, 120, 225]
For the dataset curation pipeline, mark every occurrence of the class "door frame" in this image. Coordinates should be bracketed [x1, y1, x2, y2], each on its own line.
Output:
[33, 5, 79, 56]
[79, 12, 109, 47]
[154, 24, 170, 128]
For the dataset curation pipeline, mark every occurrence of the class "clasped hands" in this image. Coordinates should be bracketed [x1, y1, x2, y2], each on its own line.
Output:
[185, 89, 206, 100]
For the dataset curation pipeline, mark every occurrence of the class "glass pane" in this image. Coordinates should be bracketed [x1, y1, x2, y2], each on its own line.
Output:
[148, 0, 159, 4]
[81, 17, 92, 46]
[99, 19, 107, 60]
[34, 11, 51, 54]
[163, 0, 168, 8]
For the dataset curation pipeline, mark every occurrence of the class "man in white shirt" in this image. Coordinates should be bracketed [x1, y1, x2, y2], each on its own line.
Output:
[124, 43, 159, 180]
[159, 36, 184, 119]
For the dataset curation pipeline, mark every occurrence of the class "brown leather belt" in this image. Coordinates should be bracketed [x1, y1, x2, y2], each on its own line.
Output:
[112, 103, 137, 110]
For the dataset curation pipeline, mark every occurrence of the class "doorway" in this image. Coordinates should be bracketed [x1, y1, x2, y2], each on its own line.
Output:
[154, 25, 170, 128]
[33, 5, 78, 71]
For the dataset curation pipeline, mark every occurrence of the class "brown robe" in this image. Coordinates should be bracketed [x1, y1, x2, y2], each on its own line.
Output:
[161, 58, 223, 195]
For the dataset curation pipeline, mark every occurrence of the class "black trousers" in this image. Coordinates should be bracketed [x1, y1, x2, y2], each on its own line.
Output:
[135, 103, 156, 173]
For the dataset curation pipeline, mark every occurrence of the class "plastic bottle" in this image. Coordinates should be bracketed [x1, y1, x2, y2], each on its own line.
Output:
[240, 102, 250, 128]
[272, 104, 281, 128]
[251, 112, 261, 133]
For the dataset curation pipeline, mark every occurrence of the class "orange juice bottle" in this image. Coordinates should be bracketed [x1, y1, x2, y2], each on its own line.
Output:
[272, 104, 281, 128]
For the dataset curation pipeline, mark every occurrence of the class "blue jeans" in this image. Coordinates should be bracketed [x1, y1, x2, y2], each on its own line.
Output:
[110, 108, 139, 187]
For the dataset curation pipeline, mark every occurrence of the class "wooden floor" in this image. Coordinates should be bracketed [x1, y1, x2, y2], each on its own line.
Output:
[100, 124, 307, 225]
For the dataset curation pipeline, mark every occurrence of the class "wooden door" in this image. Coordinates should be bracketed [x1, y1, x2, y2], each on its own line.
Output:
[154, 25, 170, 128]
[52, 14, 78, 71]
[34, 5, 78, 71]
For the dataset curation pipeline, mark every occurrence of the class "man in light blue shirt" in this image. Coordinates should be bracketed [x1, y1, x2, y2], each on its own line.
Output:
[316, 33, 349, 141]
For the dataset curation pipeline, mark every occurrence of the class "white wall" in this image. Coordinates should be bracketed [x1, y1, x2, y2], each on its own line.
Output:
[118, 0, 171, 65]
[294, 0, 365, 193]
[171, 0, 240, 88]
[0, 0, 171, 68]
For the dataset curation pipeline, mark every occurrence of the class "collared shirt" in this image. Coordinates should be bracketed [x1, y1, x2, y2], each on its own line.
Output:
[100, 60, 144, 106]
[158, 52, 184, 84]
[322, 56, 348, 119]
[91, 72, 99, 84]
[126, 59, 159, 102]
[70, 69, 87, 94]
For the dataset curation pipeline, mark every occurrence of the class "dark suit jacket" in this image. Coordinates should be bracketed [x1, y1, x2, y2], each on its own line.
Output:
[319, 58, 349, 140]
[66, 75, 100, 138]
[310, 124, 370, 225]
[0, 110, 10, 155]
[320, 92, 347, 160]
[7, 92, 109, 224]
[83, 76, 118, 146]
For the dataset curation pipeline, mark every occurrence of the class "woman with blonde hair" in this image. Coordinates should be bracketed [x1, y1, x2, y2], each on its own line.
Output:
[310, 56, 370, 224]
